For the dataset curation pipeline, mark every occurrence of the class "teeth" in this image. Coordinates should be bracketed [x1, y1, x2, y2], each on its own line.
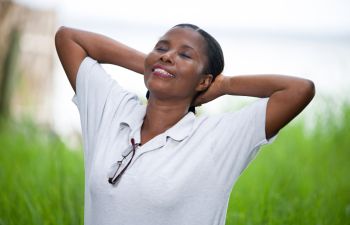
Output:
[154, 68, 174, 77]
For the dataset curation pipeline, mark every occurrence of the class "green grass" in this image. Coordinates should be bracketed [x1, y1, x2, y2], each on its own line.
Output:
[0, 104, 349, 225]
[0, 118, 84, 225]
[227, 103, 350, 225]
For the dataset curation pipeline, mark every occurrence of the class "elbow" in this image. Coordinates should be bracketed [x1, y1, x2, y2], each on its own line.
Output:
[303, 79, 315, 100]
[55, 26, 65, 47]
[55, 26, 67, 40]
[296, 79, 316, 104]
[55, 26, 72, 47]
[55, 26, 71, 36]
[56, 26, 67, 33]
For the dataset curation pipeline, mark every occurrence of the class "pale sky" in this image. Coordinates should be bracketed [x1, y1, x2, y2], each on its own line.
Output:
[16, 0, 350, 35]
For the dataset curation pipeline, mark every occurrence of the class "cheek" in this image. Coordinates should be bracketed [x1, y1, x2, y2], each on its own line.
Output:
[144, 52, 157, 71]
[180, 62, 203, 84]
[143, 72, 153, 90]
[144, 56, 151, 72]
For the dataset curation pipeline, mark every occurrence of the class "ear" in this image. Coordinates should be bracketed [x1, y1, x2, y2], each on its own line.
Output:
[195, 74, 213, 92]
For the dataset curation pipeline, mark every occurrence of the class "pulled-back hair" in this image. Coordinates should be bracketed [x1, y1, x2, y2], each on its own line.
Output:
[146, 23, 225, 113]
[173, 24, 224, 79]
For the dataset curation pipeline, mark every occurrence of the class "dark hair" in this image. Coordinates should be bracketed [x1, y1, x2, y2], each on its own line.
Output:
[146, 23, 225, 113]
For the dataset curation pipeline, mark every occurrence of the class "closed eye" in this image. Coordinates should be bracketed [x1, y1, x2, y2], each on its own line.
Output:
[179, 53, 191, 59]
[154, 41, 168, 52]
[155, 47, 167, 52]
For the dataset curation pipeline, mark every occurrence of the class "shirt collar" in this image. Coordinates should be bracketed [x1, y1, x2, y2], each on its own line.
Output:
[119, 107, 195, 142]
[119, 105, 146, 132]
[165, 112, 195, 141]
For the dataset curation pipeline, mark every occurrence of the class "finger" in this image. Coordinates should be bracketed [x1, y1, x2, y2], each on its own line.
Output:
[192, 96, 203, 107]
[193, 93, 208, 106]
[192, 99, 202, 107]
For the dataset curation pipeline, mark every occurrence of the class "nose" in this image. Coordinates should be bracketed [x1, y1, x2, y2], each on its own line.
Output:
[160, 51, 174, 64]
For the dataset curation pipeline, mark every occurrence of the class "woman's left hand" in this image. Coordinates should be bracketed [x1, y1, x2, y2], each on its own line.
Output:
[192, 74, 227, 106]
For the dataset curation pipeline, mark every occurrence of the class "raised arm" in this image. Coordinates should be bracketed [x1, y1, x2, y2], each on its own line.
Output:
[194, 74, 315, 139]
[55, 26, 146, 92]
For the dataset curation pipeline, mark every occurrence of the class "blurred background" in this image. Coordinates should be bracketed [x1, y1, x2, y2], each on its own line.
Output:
[0, 0, 349, 224]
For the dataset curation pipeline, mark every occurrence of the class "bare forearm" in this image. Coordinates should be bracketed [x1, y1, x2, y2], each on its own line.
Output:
[222, 74, 312, 98]
[57, 26, 146, 74]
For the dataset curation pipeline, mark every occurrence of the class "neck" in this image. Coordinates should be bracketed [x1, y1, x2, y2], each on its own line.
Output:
[141, 97, 190, 144]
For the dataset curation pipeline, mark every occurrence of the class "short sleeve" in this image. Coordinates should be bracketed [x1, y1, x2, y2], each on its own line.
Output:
[210, 98, 277, 191]
[71, 57, 126, 157]
[72, 57, 122, 110]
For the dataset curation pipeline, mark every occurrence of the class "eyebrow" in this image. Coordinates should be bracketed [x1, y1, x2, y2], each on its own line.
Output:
[156, 39, 196, 51]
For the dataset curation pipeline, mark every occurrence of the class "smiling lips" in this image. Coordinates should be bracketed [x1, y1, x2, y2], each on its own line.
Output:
[152, 68, 175, 78]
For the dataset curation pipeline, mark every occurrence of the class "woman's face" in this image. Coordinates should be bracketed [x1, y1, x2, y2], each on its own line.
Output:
[144, 27, 211, 103]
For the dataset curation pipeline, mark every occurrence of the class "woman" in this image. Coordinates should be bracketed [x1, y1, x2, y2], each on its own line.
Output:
[55, 24, 315, 225]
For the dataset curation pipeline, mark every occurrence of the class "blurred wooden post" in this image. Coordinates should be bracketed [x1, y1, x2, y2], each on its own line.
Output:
[0, 0, 18, 117]
[0, 0, 56, 129]
[0, 29, 20, 117]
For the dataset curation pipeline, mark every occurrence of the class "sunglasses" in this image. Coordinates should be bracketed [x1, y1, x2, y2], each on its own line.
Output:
[108, 138, 140, 185]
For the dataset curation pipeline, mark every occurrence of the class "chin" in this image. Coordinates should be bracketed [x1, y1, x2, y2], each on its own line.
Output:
[146, 88, 171, 100]
[145, 78, 170, 95]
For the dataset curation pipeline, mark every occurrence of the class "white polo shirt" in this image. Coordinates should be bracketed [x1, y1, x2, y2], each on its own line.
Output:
[72, 57, 275, 225]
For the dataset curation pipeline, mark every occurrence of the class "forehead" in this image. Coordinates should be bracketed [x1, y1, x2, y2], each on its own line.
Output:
[159, 27, 207, 53]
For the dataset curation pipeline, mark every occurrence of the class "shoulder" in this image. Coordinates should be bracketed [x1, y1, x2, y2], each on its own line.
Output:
[194, 98, 269, 127]
[77, 56, 101, 77]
